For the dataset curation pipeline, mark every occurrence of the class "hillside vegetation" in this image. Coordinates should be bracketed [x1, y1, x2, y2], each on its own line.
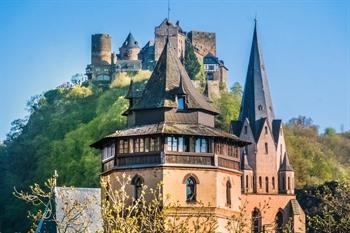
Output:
[0, 71, 349, 232]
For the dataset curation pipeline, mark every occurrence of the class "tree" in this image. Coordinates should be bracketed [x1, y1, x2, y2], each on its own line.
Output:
[14, 173, 99, 233]
[297, 181, 350, 233]
[184, 40, 201, 80]
[215, 82, 242, 130]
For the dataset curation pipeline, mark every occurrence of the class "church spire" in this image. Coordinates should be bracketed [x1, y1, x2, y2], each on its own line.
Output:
[239, 20, 275, 132]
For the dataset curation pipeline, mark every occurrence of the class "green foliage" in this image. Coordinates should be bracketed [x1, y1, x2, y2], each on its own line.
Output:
[0, 82, 132, 232]
[215, 82, 242, 130]
[296, 181, 350, 233]
[285, 122, 350, 188]
[184, 39, 202, 80]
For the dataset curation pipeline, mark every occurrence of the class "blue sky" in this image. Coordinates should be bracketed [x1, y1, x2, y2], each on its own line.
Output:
[0, 0, 349, 140]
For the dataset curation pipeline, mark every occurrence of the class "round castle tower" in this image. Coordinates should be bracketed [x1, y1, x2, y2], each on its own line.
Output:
[91, 34, 112, 65]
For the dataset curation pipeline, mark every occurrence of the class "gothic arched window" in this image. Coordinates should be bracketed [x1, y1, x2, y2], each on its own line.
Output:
[265, 177, 269, 193]
[131, 175, 144, 200]
[226, 181, 232, 205]
[186, 177, 197, 202]
[252, 208, 262, 233]
[275, 211, 284, 233]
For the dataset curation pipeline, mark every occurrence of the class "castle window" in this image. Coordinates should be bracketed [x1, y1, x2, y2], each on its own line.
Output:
[288, 177, 291, 190]
[144, 138, 150, 152]
[282, 176, 286, 191]
[177, 96, 185, 110]
[265, 177, 269, 193]
[244, 125, 248, 134]
[134, 138, 140, 152]
[119, 139, 129, 154]
[258, 105, 263, 111]
[195, 138, 208, 153]
[272, 177, 275, 189]
[131, 175, 144, 200]
[265, 143, 268, 154]
[252, 208, 262, 233]
[150, 137, 159, 152]
[167, 136, 185, 152]
[259, 176, 262, 189]
[246, 175, 249, 189]
[226, 181, 232, 206]
[129, 139, 134, 153]
[186, 177, 197, 202]
[265, 126, 268, 135]
[139, 138, 144, 152]
[102, 143, 115, 160]
[178, 137, 184, 152]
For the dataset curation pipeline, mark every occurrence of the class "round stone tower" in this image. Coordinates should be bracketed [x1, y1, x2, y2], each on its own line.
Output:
[91, 34, 112, 65]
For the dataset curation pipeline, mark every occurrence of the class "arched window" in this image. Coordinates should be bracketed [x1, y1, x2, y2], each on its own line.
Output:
[265, 143, 268, 154]
[272, 177, 275, 190]
[275, 211, 284, 233]
[131, 175, 144, 200]
[288, 177, 291, 190]
[186, 177, 197, 202]
[265, 177, 269, 193]
[259, 176, 262, 189]
[226, 181, 232, 205]
[246, 175, 249, 189]
[252, 208, 262, 233]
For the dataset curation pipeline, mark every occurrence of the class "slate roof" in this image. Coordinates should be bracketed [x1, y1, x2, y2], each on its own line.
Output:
[91, 122, 250, 148]
[280, 152, 294, 171]
[125, 79, 143, 99]
[122, 32, 139, 49]
[239, 20, 275, 133]
[290, 199, 302, 215]
[55, 187, 102, 233]
[242, 153, 253, 170]
[131, 39, 218, 114]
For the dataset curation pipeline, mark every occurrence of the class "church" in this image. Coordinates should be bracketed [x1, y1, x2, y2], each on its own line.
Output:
[91, 21, 305, 233]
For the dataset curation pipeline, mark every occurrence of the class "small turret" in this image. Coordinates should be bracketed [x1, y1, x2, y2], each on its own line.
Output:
[241, 153, 253, 193]
[119, 33, 140, 61]
[279, 153, 294, 194]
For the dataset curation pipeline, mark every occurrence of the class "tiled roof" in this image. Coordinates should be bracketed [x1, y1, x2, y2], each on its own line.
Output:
[91, 122, 250, 148]
[131, 39, 218, 114]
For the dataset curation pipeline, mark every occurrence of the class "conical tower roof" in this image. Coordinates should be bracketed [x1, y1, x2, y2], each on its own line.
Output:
[239, 20, 275, 134]
[122, 32, 139, 49]
[131, 39, 218, 114]
[280, 152, 294, 171]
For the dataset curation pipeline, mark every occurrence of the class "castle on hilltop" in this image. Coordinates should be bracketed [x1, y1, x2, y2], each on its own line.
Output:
[91, 21, 305, 232]
[86, 18, 228, 99]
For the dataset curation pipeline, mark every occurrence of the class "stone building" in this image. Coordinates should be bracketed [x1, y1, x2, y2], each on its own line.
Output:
[188, 30, 216, 61]
[154, 18, 186, 61]
[91, 22, 305, 233]
[231, 21, 305, 232]
[86, 32, 142, 81]
[92, 39, 249, 232]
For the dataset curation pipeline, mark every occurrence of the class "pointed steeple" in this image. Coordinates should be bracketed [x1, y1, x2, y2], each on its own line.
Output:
[122, 32, 139, 48]
[280, 152, 293, 171]
[239, 20, 275, 133]
[131, 40, 217, 114]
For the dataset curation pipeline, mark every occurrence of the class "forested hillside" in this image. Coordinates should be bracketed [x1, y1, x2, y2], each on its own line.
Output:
[0, 71, 349, 232]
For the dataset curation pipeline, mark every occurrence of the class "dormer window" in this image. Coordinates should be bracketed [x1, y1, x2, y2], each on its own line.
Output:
[177, 96, 185, 110]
